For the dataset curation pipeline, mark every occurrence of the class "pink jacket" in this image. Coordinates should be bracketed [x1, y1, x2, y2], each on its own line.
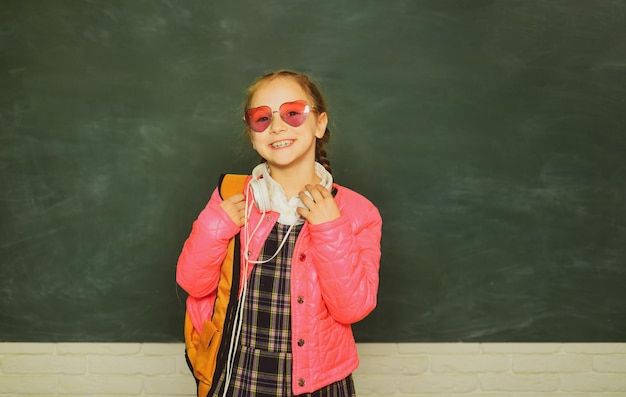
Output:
[176, 178, 382, 394]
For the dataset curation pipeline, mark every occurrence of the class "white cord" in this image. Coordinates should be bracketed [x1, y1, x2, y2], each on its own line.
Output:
[221, 183, 294, 396]
[222, 192, 255, 396]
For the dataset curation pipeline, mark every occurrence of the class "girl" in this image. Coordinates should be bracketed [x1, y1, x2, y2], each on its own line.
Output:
[176, 70, 382, 396]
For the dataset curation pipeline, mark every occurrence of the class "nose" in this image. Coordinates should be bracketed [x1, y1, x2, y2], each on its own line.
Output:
[268, 111, 286, 134]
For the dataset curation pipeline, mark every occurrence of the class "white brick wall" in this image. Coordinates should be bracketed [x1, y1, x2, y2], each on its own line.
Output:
[1, 343, 626, 396]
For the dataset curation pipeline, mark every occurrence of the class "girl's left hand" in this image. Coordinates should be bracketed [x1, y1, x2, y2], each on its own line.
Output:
[297, 184, 341, 225]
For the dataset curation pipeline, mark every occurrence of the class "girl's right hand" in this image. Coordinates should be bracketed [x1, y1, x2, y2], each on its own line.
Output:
[219, 193, 247, 227]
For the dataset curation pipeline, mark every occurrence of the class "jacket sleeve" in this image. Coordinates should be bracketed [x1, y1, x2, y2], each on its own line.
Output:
[176, 187, 241, 298]
[309, 191, 382, 324]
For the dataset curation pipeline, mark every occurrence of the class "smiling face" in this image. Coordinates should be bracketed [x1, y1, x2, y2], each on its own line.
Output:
[247, 76, 328, 172]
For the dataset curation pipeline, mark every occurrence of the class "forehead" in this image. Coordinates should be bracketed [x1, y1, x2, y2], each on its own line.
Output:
[250, 77, 309, 108]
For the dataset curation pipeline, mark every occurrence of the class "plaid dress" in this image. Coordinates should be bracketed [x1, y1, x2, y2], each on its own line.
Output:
[210, 223, 356, 397]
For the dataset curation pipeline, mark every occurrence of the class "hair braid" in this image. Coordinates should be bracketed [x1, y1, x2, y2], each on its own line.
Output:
[315, 128, 332, 174]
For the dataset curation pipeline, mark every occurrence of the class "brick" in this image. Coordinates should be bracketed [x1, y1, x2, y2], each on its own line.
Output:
[480, 373, 560, 391]
[0, 343, 55, 355]
[512, 394, 589, 397]
[177, 355, 193, 374]
[415, 395, 512, 397]
[0, 375, 56, 393]
[399, 374, 478, 393]
[144, 375, 197, 395]
[56, 342, 141, 355]
[590, 394, 626, 397]
[356, 354, 427, 375]
[57, 375, 143, 395]
[561, 373, 626, 392]
[1, 354, 85, 374]
[357, 343, 399, 356]
[353, 373, 398, 396]
[388, 394, 512, 397]
[431, 354, 510, 373]
[18, 395, 92, 397]
[89, 355, 177, 375]
[481, 343, 562, 354]
[398, 343, 480, 355]
[142, 343, 186, 355]
[564, 343, 626, 354]
[594, 355, 626, 373]
[513, 354, 592, 373]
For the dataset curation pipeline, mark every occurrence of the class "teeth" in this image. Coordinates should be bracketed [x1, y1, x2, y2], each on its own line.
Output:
[271, 140, 293, 148]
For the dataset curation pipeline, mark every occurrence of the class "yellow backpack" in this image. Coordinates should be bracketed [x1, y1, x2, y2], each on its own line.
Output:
[184, 174, 247, 397]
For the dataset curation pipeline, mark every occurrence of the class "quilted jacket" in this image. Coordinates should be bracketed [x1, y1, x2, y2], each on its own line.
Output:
[176, 178, 382, 394]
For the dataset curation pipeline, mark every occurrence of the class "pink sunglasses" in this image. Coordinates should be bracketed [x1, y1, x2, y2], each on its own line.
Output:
[244, 100, 315, 132]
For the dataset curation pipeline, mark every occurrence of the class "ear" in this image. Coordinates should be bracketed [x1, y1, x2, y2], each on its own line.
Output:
[315, 112, 328, 139]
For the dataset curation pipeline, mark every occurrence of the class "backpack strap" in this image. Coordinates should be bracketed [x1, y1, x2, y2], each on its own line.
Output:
[218, 174, 248, 200]
[185, 174, 247, 397]
[209, 173, 247, 396]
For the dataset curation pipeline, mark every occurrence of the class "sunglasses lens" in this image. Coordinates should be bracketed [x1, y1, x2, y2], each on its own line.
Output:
[245, 106, 272, 132]
[280, 101, 310, 127]
[244, 101, 312, 132]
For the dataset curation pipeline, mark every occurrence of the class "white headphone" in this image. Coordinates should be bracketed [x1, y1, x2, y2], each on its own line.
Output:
[248, 175, 271, 212]
[248, 162, 333, 214]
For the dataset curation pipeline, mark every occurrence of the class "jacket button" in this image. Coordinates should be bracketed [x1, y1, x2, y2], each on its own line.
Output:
[297, 295, 304, 304]
[298, 378, 305, 387]
[299, 253, 306, 261]
[265, 215, 272, 221]
[297, 338, 305, 347]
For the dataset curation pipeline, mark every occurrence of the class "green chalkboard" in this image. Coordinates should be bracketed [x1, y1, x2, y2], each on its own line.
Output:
[1, 0, 625, 342]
